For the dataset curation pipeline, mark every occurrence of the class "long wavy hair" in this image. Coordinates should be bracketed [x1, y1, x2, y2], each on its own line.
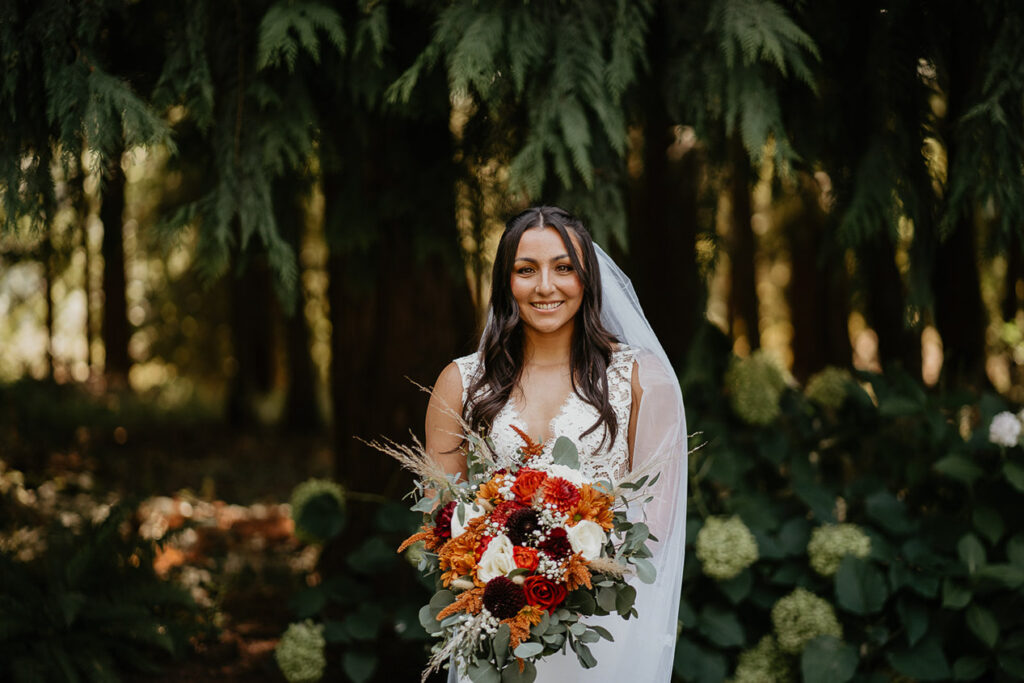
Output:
[465, 206, 620, 449]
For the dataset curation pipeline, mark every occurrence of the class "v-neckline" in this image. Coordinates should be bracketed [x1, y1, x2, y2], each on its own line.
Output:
[507, 390, 577, 447]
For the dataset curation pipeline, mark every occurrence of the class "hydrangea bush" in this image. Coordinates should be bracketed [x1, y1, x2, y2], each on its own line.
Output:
[275, 621, 327, 683]
[677, 326, 1024, 683]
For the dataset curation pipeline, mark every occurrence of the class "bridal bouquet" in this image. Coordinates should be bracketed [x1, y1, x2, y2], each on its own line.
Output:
[372, 422, 661, 682]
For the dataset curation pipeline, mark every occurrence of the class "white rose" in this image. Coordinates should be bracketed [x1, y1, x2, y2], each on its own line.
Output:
[543, 464, 589, 487]
[566, 520, 606, 561]
[476, 534, 516, 583]
[989, 411, 1022, 448]
[450, 502, 485, 538]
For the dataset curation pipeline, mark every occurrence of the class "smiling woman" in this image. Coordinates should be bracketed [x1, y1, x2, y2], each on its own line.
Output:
[423, 206, 688, 682]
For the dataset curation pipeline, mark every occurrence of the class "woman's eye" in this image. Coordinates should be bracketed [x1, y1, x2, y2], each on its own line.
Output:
[556, 264, 574, 273]
[517, 267, 535, 275]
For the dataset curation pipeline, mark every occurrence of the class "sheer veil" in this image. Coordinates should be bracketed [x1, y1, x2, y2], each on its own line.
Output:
[590, 243, 687, 682]
[458, 244, 688, 682]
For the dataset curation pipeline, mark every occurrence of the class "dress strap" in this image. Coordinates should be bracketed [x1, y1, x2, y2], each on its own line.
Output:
[452, 352, 483, 408]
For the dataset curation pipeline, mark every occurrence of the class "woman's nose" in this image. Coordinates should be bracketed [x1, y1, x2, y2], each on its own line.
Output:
[535, 269, 555, 295]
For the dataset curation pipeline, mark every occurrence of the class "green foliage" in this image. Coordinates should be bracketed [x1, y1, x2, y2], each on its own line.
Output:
[679, 329, 1024, 681]
[290, 478, 346, 544]
[258, 1, 346, 72]
[0, 506, 202, 682]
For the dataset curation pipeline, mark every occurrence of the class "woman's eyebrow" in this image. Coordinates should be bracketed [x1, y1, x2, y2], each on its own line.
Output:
[514, 254, 569, 263]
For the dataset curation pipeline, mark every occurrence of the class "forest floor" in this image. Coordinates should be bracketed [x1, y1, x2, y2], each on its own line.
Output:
[1, 380, 336, 681]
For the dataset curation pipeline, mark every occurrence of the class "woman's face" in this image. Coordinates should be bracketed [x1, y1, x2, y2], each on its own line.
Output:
[510, 226, 584, 337]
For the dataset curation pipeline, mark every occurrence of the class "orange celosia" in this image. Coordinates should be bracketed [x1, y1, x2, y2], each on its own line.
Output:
[502, 604, 544, 649]
[511, 425, 544, 461]
[397, 525, 440, 553]
[436, 587, 485, 620]
[563, 553, 593, 591]
[571, 484, 614, 530]
[437, 517, 487, 586]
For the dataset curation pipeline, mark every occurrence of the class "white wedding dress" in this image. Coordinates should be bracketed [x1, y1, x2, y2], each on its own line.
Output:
[448, 342, 686, 682]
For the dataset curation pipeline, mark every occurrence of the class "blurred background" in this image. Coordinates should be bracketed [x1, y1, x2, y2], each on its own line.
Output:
[2, 0, 1024, 681]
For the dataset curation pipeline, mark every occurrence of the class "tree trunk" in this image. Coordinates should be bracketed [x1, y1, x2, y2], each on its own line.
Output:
[74, 165, 94, 378]
[860, 235, 921, 375]
[626, 12, 704, 370]
[727, 137, 760, 350]
[932, 4, 987, 389]
[99, 145, 130, 389]
[42, 226, 55, 380]
[225, 236, 276, 427]
[1004, 237, 1022, 322]
[787, 173, 852, 381]
[275, 179, 322, 433]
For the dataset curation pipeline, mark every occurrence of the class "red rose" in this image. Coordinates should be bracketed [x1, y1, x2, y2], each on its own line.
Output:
[542, 477, 581, 513]
[475, 535, 493, 561]
[513, 546, 539, 571]
[511, 468, 548, 504]
[523, 575, 567, 612]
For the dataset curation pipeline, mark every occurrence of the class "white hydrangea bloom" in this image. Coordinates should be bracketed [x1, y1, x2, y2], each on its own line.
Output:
[989, 411, 1022, 448]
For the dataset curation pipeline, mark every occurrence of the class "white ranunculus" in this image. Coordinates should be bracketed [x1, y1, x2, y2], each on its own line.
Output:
[450, 502, 485, 538]
[476, 534, 516, 582]
[543, 464, 589, 487]
[989, 411, 1022, 448]
[566, 520, 606, 561]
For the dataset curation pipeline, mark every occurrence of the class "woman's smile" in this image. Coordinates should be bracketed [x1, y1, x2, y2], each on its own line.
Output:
[511, 227, 584, 335]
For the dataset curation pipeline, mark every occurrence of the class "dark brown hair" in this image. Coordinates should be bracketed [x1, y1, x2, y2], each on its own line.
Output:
[465, 206, 619, 448]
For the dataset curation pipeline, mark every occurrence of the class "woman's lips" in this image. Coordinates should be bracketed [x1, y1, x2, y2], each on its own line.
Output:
[531, 301, 563, 310]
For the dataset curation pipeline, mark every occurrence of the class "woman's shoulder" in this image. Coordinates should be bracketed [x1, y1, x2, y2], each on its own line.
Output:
[610, 343, 638, 366]
[451, 352, 483, 390]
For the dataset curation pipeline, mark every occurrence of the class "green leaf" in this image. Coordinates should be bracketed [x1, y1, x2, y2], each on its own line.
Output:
[1007, 534, 1024, 567]
[418, 604, 441, 635]
[342, 651, 377, 683]
[574, 641, 597, 668]
[514, 642, 544, 658]
[551, 437, 579, 469]
[589, 625, 614, 642]
[673, 638, 727, 683]
[778, 517, 811, 556]
[793, 479, 837, 522]
[468, 661, 501, 683]
[717, 569, 753, 604]
[501, 660, 537, 683]
[934, 455, 983, 485]
[897, 597, 928, 647]
[998, 654, 1024, 678]
[835, 557, 888, 615]
[865, 492, 917, 535]
[965, 604, 999, 649]
[800, 635, 858, 683]
[493, 624, 511, 668]
[972, 507, 1004, 544]
[630, 557, 656, 584]
[941, 579, 972, 610]
[697, 604, 744, 648]
[596, 587, 617, 612]
[957, 534, 987, 574]
[952, 656, 988, 680]
[296, 492, 346, 542]
[322, 619, 349, 644]
[615, 585, 636, 616]
[976, 564, 1024, 589]
[1004, 462, 1024, 493]
[289, 586, 327, 619]
[887, 632, 951, 680]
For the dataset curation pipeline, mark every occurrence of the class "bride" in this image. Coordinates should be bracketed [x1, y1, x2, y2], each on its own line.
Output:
[426, 206, 688, 682]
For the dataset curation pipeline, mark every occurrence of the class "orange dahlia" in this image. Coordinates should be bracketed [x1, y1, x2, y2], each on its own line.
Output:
[571, 484, 615, 530]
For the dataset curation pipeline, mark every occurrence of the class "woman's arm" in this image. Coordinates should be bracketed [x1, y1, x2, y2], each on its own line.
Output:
[425, 362, 468, 482]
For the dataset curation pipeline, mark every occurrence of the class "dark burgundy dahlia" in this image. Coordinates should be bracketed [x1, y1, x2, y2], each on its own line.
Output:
[506, 508, 540, 546]
[433, 501, 457, 540]
[483, 576, 527, 619]
[539, 527, 572, 558]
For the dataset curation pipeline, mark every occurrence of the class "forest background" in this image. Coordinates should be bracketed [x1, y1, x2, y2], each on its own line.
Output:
[2, 0, 1024, 682]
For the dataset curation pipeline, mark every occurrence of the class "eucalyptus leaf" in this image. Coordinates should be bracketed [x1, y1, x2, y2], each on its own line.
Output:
[468, 661, 501, 683]
[514, 642, 544, 658]
[575, 642, 597, 668]
[615, 584, 637, 616]
[631, 557, 656, 584]
[590, 624, 614, 641]
[551, 437, 580, 469]
[501, 660, 537, 683]
[493, 624, 511, 666]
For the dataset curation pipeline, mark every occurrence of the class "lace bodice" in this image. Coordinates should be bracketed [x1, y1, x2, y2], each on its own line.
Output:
[453, 347, 636, 482]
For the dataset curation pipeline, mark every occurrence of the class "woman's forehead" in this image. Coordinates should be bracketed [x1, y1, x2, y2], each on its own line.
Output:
[515, 226, 582, 258]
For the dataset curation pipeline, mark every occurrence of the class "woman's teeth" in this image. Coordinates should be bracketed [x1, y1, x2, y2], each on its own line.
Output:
[532, 302, 562, 310]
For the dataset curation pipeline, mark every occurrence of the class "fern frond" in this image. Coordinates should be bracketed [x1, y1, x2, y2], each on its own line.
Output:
[257, 1, 346, 72]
